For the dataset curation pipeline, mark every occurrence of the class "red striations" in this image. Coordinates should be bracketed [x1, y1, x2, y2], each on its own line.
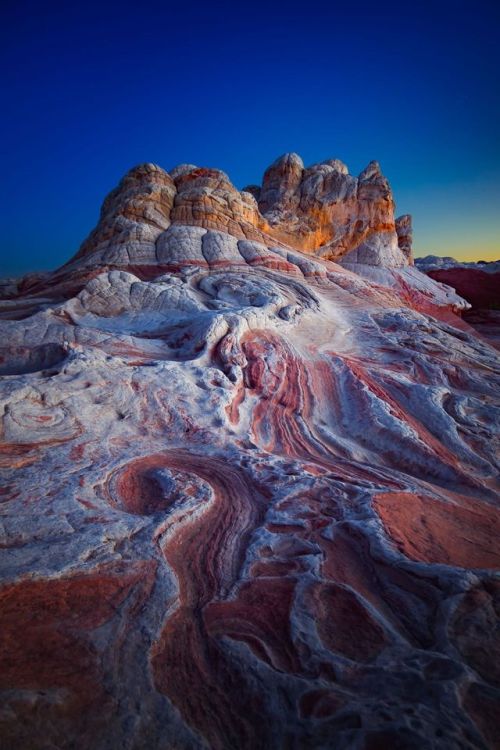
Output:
[373, 492, 500, 569]
[242, 329, 316, 458]
[118, 452, 276, 749]
[204, 577, 301, 673]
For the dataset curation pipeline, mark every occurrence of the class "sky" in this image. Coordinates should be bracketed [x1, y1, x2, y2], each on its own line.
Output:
[1, 0, 499, 276]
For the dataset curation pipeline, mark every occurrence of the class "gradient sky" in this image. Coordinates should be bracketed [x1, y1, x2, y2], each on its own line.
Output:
[1, 0, 499, 276]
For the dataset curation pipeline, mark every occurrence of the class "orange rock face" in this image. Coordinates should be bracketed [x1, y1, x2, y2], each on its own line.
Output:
[65, 154, 410, 271]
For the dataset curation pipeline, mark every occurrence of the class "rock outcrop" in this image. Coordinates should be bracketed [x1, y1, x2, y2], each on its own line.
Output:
[73, 163, 176, 265]
[0, 155, 499, 750]
[37, 156, 472, 316]
[395, 213, 413, 261]
[66, 154, 408, 272]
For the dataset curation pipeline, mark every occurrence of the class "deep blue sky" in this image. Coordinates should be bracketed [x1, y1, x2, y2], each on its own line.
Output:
[1, 0, 499, 275]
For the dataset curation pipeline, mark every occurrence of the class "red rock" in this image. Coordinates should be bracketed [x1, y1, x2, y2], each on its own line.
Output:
[0, 562, 156, 747]
[427, 267, 500, 309]
[373, 492, 500, 569]
[204, 577, 301, 672]
[298, 688, 347, 719]
[450, 581, 500, 685]
[395, 214, 413, 261]
[311, 581, 388, 662]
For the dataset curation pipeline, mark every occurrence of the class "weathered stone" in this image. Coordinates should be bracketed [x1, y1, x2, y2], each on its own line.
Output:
[0, 153, 498, 750]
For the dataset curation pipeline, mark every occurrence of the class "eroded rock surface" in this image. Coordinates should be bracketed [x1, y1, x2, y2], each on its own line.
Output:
[0, 155, 499, 750]
[58, 154, 412, 274]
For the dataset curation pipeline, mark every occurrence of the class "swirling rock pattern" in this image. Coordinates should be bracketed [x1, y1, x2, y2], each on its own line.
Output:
[0, 155, 499, 750]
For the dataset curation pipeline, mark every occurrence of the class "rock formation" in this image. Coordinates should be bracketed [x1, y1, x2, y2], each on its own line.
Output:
[69, 154, 408, 267]
[395, 214, 413, 261]
[0, 155, 499, 750]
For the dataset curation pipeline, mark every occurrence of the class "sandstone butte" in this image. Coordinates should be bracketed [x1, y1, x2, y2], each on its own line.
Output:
[0, 154, 499, 750]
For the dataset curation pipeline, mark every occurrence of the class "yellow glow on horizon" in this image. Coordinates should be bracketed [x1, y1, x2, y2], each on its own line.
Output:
[413, 231, 500, 263]
[414, 241, 499, 263]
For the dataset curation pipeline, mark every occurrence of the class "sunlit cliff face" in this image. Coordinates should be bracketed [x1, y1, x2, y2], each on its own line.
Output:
[69, 155, 408, 268]
[0, 155, 499, 750]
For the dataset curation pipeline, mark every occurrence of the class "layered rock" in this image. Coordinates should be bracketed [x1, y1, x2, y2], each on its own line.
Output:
[44, 155, 476, 317]
[63, 154, 411, 276]
[0, 155, 499, 750]
[70, 163, 176, 268]
[250, 155, 402, 261]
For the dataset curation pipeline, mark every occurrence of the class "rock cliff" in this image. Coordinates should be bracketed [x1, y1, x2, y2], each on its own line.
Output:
[68, 155, 411, 269]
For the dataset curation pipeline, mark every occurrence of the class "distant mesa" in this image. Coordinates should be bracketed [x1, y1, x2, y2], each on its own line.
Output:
[415, 255, 500, 275]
